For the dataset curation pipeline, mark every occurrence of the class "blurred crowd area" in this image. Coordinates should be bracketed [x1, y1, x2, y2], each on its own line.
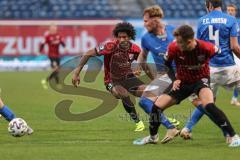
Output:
[0, 0, 239, 19]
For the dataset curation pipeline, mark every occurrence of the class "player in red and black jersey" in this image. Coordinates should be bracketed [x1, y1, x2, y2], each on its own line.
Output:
[133, 25, 240, 147]
[72, 22, 145, 131]
[39, 24, 67, 89]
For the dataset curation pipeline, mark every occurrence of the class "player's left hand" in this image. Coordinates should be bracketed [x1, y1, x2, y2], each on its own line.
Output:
[172, 80, 181, 91]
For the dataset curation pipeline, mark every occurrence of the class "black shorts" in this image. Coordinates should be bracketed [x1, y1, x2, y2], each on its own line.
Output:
[168, 78, 210, 104]
[106, 74, 145, 96]
[49, 57, 60, 68]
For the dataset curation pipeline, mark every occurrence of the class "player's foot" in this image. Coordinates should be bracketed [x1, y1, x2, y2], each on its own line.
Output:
[230, 99, 240, 106]
[229, 135, 240, 147]
[26, 126, 34, 135]
[225, 135, 232, 144]
[41, 79, 48, 90]
[133, 134, 159, 145]
[161, 128, 180, 144]
[134, 121, 145, 132]
[180, 127, 192, 140]
[167, 117, 180, 127]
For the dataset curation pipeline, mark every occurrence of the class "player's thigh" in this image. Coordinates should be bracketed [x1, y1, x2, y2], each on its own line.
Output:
[142, 75, 172, 101]
[154, 94, 176, 110]
[112, 85, 128, 98]
[198, 87, 214, 107]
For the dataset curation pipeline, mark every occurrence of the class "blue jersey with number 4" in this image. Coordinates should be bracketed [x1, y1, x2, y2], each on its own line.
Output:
[141, 25, 175, 70]
[197, 10, 239, 67]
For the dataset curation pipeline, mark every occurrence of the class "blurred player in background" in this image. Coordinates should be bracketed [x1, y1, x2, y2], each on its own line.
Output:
[227, 4, 240, 106]
[137, 5, 180, 143]
[133, 25, 240, 147]
[0, 96, 33, 135]
[40, 23, 67, 89]
[180, 0, 240, 143]
[72, 22, 145, 132]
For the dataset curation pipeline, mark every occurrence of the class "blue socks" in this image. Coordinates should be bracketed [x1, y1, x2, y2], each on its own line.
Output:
[0, 105, 16, 121]
[233, 87, 238, 98]
[185, 105, 204, 132]
[139, 96, 175, 129]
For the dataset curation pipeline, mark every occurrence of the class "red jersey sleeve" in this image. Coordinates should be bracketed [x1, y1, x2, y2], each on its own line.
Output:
[165, 42, 176, 62]
[95, 41, 116, 56]
[129, 43, 141, 61]
[39, 35, 48, 53]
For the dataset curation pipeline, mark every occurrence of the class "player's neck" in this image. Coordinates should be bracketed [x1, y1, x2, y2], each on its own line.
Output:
[156, 23, 165, 36]
[212, 7, 222, 12]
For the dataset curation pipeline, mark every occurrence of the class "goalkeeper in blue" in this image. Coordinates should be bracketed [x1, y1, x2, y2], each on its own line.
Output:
[180, 0, 240, 146]
[137, 5, 180, 144]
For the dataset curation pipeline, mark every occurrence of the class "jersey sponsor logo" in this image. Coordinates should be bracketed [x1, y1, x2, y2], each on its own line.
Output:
[197, 55, 206, 62]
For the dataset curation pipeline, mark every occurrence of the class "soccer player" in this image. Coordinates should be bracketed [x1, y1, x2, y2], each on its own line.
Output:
[40, 24, 67, 89]
[137, 5, 180, 143]
[0, 97, 33, 135]
[133, 25, 240, 147]
[72, 22, 145, 132]
[227, 4, 240, 106]
[180, 0, 240, 143]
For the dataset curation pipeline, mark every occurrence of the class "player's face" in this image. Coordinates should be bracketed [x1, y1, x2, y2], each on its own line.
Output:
[227, 7, 237, 17]
[49, 25, 58, 34]
[117, 32, 130, 42]
[143, 13, 158, 33]
[176, 36, 196, 51]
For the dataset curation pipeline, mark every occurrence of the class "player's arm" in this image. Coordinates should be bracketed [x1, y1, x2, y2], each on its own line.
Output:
[230, 37, 240, 59]
[72, 49, 97, 87]
[137, 49, 155, 80]
[164, 44, 176, 81]
[230, 19, 240, 59]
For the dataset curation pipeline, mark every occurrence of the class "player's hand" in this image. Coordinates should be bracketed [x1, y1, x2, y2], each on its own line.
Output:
[72, 73, 80, 87]
[133, 66, 142, 77]
[172, 80, 181, 91]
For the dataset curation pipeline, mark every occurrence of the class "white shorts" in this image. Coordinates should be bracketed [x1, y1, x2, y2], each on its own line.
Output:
[210, 65, 240, 96]
[144, 74, 172, 97]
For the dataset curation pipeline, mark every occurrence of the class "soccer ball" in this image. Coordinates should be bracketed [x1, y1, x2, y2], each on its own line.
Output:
[8, 118, 28, 137]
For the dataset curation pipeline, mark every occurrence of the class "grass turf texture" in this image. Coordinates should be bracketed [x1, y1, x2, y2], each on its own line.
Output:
[0, 71, 240, 160]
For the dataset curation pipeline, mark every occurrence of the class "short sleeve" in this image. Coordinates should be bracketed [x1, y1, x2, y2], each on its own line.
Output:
[230, 18, 238, 37]
[95, 41, 116, 56]
[165, 43, 175, 62]
[141, 36, 149, 52]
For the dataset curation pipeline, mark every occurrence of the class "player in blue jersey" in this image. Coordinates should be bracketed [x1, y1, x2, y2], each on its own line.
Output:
[137, 5, 180, 144]
[227, 4, 240, 106]
[180, 0, 240, 146]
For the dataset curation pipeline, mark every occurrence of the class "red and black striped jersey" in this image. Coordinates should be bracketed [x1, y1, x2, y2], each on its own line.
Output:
[166, 39, 216, 84]
[95, 39, 141, 84]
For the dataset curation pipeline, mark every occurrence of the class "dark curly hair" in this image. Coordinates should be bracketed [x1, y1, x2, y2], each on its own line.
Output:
[112, 22, 136, 40]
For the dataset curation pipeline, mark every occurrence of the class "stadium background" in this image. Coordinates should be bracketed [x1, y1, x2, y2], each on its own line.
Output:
[0, 0, 240, 160]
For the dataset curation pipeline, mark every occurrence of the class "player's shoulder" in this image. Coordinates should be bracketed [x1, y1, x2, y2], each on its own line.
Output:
[197, 39, 214, 50]
[165, 25, 175, 32]
[130, 42, 141, 53]
[168, 41, 178, 49]
[97, 39, 117, 53]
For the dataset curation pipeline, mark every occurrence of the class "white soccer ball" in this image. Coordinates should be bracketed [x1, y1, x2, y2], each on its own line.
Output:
[8, 118, 28, 137]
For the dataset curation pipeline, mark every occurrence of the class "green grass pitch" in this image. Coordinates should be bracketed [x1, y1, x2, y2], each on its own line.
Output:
[0, 71, 239, 160]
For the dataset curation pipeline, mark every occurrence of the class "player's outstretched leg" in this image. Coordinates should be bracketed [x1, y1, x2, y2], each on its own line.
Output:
[122, 97, 145, 132]
[0, 97, 34, 135]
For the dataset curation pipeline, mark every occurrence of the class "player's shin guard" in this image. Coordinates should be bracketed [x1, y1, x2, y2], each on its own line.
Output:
[149, 104, 162, 136]
[0, 105, 16, 121]
[122, 97, 140, 123]
[205, 103, 236, 137]
[139, 97, 175, 129]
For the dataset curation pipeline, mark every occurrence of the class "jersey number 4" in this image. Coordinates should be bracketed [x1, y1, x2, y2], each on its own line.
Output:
[209, 25, 220, 47]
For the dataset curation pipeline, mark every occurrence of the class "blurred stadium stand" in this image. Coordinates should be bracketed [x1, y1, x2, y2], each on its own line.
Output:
[0, 0, 239, 19]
